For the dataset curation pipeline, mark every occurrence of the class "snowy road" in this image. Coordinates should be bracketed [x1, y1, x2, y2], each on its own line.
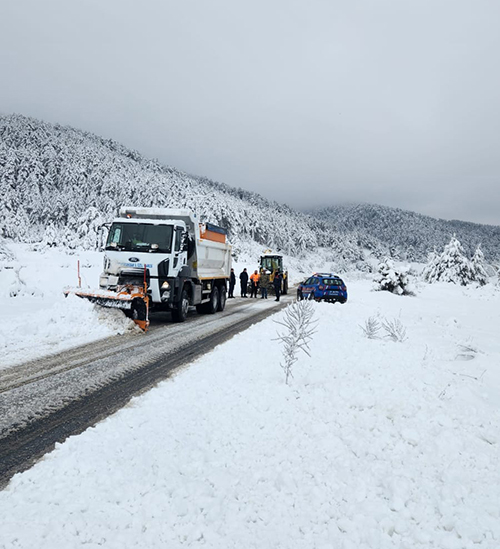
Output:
[0, 294, 292, 487]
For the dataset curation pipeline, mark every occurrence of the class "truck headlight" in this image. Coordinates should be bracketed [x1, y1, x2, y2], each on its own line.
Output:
[161, 281, 170, 290]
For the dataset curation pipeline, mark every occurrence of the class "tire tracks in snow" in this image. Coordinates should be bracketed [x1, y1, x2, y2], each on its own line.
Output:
[0, 295, 291, 488]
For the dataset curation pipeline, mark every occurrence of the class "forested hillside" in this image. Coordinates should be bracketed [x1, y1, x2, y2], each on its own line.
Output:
[1, 114, 499, 266]
[0, 115, 379, 265]
[312, 204, 500, 261]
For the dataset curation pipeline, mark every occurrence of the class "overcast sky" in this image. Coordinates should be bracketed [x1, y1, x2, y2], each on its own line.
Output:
[1, 0, 500, 225]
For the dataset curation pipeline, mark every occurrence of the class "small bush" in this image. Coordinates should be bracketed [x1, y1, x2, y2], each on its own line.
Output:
[360, 316, 381, 339]
[382, 318, 407, 342]
[373, 258, 413, 295]
[274, 300, 317, 384]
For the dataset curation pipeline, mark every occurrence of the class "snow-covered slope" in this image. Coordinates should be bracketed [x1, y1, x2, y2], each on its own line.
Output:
[0, 114, 365, 265]
[312, 203, 500, 262]
[3, 113, 499, 267]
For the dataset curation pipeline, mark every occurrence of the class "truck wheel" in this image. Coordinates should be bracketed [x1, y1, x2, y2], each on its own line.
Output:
[127, 298, 147, 321]
[217, 285, 226, 311]
[172, 289, 189, 322]
[208, 287, 219, 314]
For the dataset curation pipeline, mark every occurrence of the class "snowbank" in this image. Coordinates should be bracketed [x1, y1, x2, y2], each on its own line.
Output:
[1, 279, 499, 548]
[0, 244, 136, 370]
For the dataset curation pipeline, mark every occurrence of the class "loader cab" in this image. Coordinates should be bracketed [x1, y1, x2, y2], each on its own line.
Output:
[260, 254, 283, 275]
[259, 252, 288, 294]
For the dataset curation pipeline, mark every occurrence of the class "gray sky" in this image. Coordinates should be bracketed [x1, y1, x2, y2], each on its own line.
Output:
[2, 0, 500, 225]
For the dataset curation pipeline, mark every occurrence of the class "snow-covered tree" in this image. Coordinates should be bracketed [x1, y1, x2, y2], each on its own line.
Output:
[470, 245, 488, 286]
[421, 248, 439, 282]
[423, 236, 475, 286]
[2, 113, 500, 268]
[373, 258, 413, 295]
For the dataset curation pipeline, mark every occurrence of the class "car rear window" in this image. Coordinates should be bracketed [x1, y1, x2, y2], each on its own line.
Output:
[322, 278, 343, 286]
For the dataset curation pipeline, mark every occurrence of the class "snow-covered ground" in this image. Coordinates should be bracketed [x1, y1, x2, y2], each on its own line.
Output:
[0, 244, 138, 370]
[0, 241, 316, 370]
[1, 243, 499, 547]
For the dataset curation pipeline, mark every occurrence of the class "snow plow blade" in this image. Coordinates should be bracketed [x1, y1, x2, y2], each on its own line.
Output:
[64, 287, 150, 331]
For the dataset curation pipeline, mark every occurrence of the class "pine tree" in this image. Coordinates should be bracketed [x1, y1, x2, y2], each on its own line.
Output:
[423, 236, 475, 286]
[471, 245, 488, 286]
[373, 257, 413, 295]
[422, 248, 439, 282]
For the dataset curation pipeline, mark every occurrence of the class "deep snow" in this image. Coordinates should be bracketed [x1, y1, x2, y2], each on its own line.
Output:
[1, 243, 500, 548]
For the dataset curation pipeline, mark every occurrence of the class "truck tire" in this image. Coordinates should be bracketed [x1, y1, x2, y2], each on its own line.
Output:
[171, 289, 189, 322]
[126, 298, 147, 321]
[217, 285, 226, 312]
[208, 287, 219, 314]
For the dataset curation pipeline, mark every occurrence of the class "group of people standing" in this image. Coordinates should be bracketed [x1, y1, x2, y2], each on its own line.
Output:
[228, 268, 282, 301]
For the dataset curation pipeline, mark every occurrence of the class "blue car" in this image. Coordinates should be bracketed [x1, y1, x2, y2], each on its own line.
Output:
[297, 273, 348, 304]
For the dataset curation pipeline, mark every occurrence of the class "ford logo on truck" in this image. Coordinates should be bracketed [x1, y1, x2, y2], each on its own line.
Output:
[129, 257, 140, 263]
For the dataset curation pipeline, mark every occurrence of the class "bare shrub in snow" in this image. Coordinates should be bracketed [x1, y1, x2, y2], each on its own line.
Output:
[382, 318, 407, 342]
[360, 316, 381, 339]
[9, 266, 29, 297]
[0, 239, 15, 267]
[373, 258, 413, 295]
[274, 301, 317, 384]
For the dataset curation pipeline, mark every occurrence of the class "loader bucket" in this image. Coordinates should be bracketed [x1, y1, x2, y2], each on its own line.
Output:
[64, 287, 150, 331]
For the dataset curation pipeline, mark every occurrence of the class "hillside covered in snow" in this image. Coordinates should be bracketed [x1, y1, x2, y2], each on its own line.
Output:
[312, 204, 500, 262]
[1, 114, 499, 266]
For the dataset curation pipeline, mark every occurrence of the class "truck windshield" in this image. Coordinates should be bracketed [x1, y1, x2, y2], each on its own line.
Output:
[106, 223, 173, 253]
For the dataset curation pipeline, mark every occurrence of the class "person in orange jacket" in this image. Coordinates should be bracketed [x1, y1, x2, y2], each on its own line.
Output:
[249, 270, 260, 298]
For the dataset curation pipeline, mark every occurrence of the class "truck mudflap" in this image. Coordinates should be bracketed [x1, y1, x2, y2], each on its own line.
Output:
[64, 286, 150, 332]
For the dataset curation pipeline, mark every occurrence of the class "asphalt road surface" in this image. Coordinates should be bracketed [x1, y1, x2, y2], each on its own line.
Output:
[0, 293, 293, 488]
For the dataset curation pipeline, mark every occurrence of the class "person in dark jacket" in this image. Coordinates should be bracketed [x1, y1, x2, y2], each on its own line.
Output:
[228, 268, 236, 298]
[273, 271, 282, 301]
[239, 268, 249, 297]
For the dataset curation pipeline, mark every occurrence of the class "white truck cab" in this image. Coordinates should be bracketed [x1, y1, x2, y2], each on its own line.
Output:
[98, 208, 231, 322]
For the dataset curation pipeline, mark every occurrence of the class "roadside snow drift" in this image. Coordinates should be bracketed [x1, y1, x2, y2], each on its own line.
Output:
[0, 244, 136, 370]
[1, 279, 500, 548]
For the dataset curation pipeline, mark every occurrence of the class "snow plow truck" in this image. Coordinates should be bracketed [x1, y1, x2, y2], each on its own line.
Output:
[66, 208, 232, 331]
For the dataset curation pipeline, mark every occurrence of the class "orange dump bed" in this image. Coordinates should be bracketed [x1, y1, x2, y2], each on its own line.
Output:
[200, 229, 226, 243]
[199, 223, 227, 243]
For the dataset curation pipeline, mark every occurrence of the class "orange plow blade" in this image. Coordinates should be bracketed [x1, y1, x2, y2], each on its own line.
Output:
[64, 286, 150, 331]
